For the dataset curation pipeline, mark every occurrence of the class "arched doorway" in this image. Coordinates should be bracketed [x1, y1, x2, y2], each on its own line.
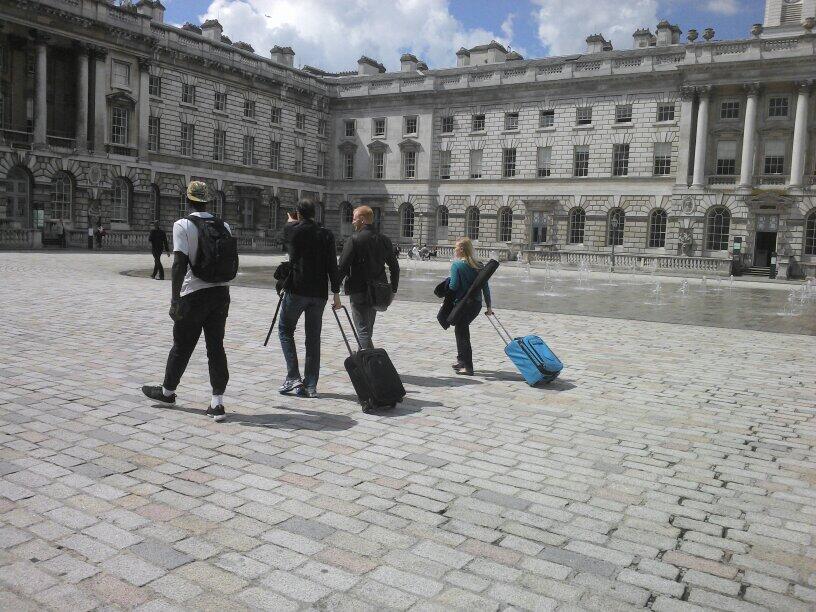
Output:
[5, 166, 31, 227]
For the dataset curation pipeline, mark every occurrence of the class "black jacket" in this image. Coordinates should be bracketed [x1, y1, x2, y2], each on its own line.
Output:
[149, 228, 169, 254]
[338, 225, 400, 296]
[283, 219, 341, 299]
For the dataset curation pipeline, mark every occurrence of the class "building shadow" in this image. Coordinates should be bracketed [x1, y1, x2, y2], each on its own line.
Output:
[153, 403, 357, 431]
[401, 373, 483, 388]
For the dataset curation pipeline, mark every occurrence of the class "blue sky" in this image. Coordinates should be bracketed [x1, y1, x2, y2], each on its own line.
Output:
[161, 0, 764, 71]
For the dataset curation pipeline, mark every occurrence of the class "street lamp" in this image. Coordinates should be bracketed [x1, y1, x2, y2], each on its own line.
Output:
[610, 215, 619, 273]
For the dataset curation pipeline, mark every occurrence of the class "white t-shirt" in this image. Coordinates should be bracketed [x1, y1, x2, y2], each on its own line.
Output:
[88, 227, 94, 237]
[172, 212, 232, 297]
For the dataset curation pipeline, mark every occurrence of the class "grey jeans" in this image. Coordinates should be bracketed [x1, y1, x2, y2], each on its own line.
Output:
[349, 293, 377, 350]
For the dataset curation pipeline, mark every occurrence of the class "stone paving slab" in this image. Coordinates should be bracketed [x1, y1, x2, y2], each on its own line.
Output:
[1, 252, 815, 611]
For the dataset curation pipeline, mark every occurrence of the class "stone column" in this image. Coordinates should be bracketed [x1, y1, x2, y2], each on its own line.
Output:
[33, 34, 49, 149]
[75, 44, 90, 153]
[691, 85, 711, 188]
[789, 80, 811, 188]
[92, 47, 108, 154]
[675, 86, 696, 187]
[739, 83, 760, 188]
[137, 58, 151, 158]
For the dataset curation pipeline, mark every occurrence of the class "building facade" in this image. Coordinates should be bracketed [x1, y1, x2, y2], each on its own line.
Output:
[2, 0, 816, 277]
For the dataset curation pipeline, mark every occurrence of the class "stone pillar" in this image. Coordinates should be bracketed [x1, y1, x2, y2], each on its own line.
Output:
[675, 86, 696, 187]
[92, 47, 108, 154]
[33, 34, 49, 149]
[75, 44, 90, 153]
[137, 58, 151, 158]
[739, 83, 760, 188]
[691, 85, 711, 188]
[789, 80, 811, 188]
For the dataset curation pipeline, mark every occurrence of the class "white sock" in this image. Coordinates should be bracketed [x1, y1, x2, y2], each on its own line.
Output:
[211, 395, 223, 409]
[162, 387, 175, 397]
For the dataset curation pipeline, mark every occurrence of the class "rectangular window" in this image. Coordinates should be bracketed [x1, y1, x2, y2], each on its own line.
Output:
[214, 91, 226, 112]
[716, 140, 737, 175]
[576, 107, 592, 125]
[440, 150, 451, 179]
[148, 74, 161, 97]
[317, 151, 326, 177]
[656, 103, 675, 122]
[472, 114, 485, 132]
[764, 139, 785, 174]
[615, 104, 632, 123]
[270, 141, 281, 170]
[373, 118, 386, 137]
[112, 60, 130, 87]
[213, 129, 226, 161]
[344, 152, 354, 179]
[243, 99, 256, 118]
[504, 112, 519, 131]
[404, 115, 418, 135]
[181, 83, 196, 105]
[242, 135, 255, 165]
[539, 109, 555, 128]
[403, 150, 417, 178]
[469, 149, 483, 179]
[502, 148, 517, 178]
[441, 116, 454, 133]
[372, 151, 384, 179]
[180, 123, 194, 156]
[574, 145, 589, 176]
[612, 144, 630, 176]
[537, 146, 552, 178]
[345, 120, 355, 137]
[111, 106, 129, 145]
[148, 116, 160, 152]
[531, 211, 547, 244]
[653, 142, 672, 175]
[294, 146, 304, 173]
[318, 118, 327, 136]
[768, 96, 789, 118]
[270, 106, 282, 124]
[720, 100, 740, 120]
[296, 112, 306, 130]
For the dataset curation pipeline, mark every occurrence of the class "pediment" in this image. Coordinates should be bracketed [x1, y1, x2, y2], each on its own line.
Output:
[398, 138, 421, 151]
[106, 91, 137, 107]
[338, 141, 358, 153]
[367, 139, 390, 153]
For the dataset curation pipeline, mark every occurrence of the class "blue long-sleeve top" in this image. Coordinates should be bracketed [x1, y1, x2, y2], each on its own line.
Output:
[449, 259, 492, 307]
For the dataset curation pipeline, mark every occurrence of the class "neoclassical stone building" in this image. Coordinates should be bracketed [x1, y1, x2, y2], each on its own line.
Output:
[2, 0, 816, 277]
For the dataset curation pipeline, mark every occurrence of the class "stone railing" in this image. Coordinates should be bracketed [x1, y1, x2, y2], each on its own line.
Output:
[523, 250, 732, 275]
[434, 245, 512, 261]
[755, 174, 787, 186]
[235, 235, 280, 252]
[0, 228, 38, 248]
[708, 174, 738, 185]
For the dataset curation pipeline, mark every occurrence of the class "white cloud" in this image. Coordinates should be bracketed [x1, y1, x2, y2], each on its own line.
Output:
[201, 0, 514, 72]
[702, 0, 740, 15]
[530, 0, 660, 55]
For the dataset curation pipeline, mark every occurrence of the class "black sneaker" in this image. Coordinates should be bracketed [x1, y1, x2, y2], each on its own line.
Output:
[142, 385, 176, 404]
[296, 386, 317, 399]
[206, 404, 226, 422]
[278, 379, 303, 395]
[454, 366, 474, 376]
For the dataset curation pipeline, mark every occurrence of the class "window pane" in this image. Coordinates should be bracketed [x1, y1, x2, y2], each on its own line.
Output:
[539, 109, 554, 127]
[648, 209, 667, 248]
[706, 207, 731, 250]
[537, 147, 552, 178]
[805, 213, 816, 255]
[502, 148, 516, 178]
[612, 144, 630, 176]
[569, 209, 585, 244]
[469, 149, 482, 179]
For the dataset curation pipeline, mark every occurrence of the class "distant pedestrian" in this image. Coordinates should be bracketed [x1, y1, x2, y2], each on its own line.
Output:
[149, 221, 170, 280]
[87, 221, 94, 251]
[95, 218, 104, 250]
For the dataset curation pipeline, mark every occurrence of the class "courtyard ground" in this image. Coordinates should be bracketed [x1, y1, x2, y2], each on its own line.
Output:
[0, 252, 815, 611]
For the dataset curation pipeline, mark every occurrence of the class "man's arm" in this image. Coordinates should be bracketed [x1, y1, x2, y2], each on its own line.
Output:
[162, 231, 170, 255]
[325, 232, 342, 308]
[171, 252, 188, 302]
[383, 236, 400, 292]
[337, 236, 354, 283]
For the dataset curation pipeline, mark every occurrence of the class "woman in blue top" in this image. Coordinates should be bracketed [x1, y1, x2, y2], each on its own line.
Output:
[449, 237, 493, 375]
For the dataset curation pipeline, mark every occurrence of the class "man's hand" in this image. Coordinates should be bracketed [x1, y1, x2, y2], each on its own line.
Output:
[485, 308, 494, 316]
[169, 299, 185, 322]
[332, 293, 342, 310]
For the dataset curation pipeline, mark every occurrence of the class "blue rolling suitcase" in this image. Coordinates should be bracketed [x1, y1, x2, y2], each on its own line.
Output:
[486, 313, 563, 386]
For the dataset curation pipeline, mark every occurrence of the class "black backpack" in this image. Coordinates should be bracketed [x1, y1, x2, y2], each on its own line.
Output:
[186, 215, 239, 283]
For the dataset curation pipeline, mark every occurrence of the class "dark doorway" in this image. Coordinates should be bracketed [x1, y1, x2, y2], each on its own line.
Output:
[754, 231, 777, 267]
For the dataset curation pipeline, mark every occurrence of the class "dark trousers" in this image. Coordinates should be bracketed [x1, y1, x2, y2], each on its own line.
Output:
[350, 293, 376, 350]
[278, 292, 327, 389]
[454, 300, 482, 369]
[151, 251, 165, 279]
[87, 236, 94, 250]
[163, 286, 230, 394]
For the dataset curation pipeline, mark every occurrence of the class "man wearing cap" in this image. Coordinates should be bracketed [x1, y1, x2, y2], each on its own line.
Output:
[141, 181, 232, 422]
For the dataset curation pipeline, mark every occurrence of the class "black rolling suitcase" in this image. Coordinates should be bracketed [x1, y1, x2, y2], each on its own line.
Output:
[333, 306, 406, 413]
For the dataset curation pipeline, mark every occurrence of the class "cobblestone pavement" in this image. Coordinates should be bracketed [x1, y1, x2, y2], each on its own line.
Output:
[1, 252, 815, 611]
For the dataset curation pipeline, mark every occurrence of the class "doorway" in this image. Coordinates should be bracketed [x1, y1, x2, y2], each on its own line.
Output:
[754, 231, 776, 267]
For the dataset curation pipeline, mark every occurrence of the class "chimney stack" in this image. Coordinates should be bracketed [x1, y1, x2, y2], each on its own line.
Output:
[632, 28, 655, 48]
[136, 0, 165, 23]
[656, 20, 681, 46]
[400, 53, 419, 72]
[270, 45, 295, 67]
[357, 56, 386, 76]
[586, 34, 612, 54]
[201, 19, 223, 42]
[456, 47, 470, 67]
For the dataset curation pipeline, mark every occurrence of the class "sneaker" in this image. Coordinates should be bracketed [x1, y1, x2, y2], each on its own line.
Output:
[142, 385, 176, 403]
[296, 386, 317, 399]
[206, 404, 226, 422]
[278, 378, 303, 395]
[454, 366, 474, 376]
[451, 361, 465, 370]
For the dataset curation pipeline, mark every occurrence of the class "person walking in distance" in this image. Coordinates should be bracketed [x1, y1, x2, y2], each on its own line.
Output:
[338, 205, 399, 350]
[277, 198, 342, 398]
[141, 181, 238, 422]
[449, 237, 493, 375]
[149, 221, 170, 280]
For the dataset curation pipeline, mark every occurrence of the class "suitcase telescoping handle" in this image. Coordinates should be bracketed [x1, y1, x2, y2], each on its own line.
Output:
[332, 305, 362, 356]
[485, 311, 513, 345]
[263, 294, 284, 347]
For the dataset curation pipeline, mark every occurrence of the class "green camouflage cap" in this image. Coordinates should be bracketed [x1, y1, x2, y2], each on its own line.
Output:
[186, 181, 211, 203]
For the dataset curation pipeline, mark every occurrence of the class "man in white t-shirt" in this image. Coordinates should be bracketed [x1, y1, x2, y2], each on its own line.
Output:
[142, 181, 232, 422]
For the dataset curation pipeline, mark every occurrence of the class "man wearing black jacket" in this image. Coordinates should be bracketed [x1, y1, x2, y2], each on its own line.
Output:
[278, 199, 341, 398]
[338, 205, 399, 350]
[149, 221, 170, 280]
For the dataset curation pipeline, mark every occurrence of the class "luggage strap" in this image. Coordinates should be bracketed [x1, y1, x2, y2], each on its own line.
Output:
[332, 305, 362, 356]
[263, 294, 284, 347]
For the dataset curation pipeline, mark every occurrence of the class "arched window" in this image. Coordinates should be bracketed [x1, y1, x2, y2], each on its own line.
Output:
[568, 208, 585, 244]
[150, 184, 160, 222]
[804, 210, 816, 256]
[437, 206, 449, 242]
[465, 206, 480, 241]
[497, 207, 513, 242]
[705, 206, 731, 251]
[111, 177, 131, 223]
[648, 209, 668, 248]
[400, 203, 414, 239]
[340, 201, 353, 237]
[6, 166, 30, 225]
[50, 172, 73, 220]
[607, 208, 625, 246]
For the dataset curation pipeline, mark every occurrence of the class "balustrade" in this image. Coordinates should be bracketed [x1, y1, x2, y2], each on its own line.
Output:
[523, 251, 731, 275]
